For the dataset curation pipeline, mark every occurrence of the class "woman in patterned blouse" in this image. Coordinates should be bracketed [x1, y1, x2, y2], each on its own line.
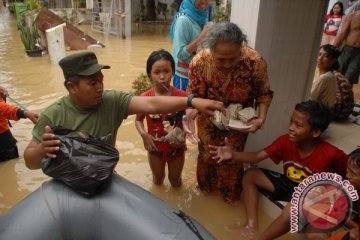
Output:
[184, 22, 274, 203]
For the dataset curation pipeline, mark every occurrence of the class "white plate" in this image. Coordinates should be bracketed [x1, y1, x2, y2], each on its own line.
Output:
[227, 124, 252, 130]
[227, 119, 252, 130]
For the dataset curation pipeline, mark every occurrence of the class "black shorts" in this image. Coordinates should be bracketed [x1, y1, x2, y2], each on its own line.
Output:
[0, 130, 19, 161]
[0, 145, 19, 161]
[258, 168, 298, 202]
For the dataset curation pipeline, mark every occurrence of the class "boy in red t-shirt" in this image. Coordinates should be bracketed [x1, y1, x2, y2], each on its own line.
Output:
[208, 100, 348, 237]
[254, 148, 360, 240]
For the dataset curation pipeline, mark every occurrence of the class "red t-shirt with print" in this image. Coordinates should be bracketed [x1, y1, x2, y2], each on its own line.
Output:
[324, 14, 343, 36]
[136, 87, 186, 154]
[263, 134, 347, 183]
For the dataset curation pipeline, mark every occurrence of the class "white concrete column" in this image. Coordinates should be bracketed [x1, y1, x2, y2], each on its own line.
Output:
[230, 0, 260, 48]
[125, 0, 131, 37]
[46, 23, 66, 64]
[86, 0, 93, 9]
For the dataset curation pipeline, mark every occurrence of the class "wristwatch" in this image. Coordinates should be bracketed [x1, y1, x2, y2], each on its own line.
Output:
[187, 94, 195, 108]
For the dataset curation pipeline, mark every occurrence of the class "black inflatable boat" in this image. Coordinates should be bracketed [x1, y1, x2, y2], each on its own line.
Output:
[0, 175, 214, 240]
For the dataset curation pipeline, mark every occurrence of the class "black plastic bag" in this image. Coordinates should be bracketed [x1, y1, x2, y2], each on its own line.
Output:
[42, 127, 119, 197]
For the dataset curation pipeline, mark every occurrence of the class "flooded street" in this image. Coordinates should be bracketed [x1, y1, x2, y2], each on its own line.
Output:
[0, 6, 293, 240]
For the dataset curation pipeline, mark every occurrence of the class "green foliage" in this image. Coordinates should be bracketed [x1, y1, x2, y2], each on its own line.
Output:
[76, 0, 87, 8]
[131, 73, 154, 96]
[17, 22, 40, 50]
[17, 0, 42, 51]
[27, 0, 42, 12]
[212, 5, 230, 22]
[8, 2, 15, 13]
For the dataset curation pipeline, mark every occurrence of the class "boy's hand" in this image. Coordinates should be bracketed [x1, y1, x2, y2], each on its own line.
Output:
[208, 137, 234, 163]
[41, 126, 60, 159]
[192, 98, 226, 117]
[24, 111, 39, 124]
[349, 226, 359, 240]
[141, 133, 158, 152]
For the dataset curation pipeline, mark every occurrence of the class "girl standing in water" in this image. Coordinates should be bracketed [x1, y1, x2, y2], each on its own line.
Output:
[135, 49, 187, 187]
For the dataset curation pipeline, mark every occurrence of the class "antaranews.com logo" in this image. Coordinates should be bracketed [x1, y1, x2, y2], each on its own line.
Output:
[290, 172, 359, 233]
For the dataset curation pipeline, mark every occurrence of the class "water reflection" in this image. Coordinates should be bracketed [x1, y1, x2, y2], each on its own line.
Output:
[0, 6, 293, 240]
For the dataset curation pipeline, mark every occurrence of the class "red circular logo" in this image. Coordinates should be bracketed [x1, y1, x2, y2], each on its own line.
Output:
[301, 182, 350, 230]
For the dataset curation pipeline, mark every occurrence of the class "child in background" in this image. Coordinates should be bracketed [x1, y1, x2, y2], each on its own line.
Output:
[321, 1, 344, 45]
[135, 50, 187, 187]
[0, 87, 39, 161]
[208, 100, 348, 238]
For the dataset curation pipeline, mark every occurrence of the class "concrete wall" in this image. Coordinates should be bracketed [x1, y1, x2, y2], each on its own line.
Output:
[230, 0, 260, 47]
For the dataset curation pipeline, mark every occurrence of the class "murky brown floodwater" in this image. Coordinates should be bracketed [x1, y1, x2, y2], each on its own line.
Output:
[0, 6, 295, 240]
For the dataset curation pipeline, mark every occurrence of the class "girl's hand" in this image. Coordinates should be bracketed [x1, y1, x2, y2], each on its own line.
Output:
[168, 141, 184, 148]
[191, 98, 226, 117]
[141, 133, 158, 152]
[208, 137, 234, 163]
[182, 114, 199, 144]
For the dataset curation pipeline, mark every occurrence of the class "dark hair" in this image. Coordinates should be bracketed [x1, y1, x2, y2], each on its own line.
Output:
[146, 49, 175, 77]
[330, 1, 344, 15]
[319, 44, 340, 71]
[200, 22, 247, 50]
[295, 100, 332, 132]
[64, 75, 80, 87]
[349, 148, 360, 167]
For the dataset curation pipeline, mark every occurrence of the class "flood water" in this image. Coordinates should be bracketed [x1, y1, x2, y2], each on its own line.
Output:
[0, 6, 294, 240]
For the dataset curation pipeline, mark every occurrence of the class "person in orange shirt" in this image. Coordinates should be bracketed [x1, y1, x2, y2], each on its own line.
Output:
[0, 87, 39, 161]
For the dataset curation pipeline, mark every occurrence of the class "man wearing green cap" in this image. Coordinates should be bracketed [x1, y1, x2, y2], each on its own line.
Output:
[23, 51, 225, 169]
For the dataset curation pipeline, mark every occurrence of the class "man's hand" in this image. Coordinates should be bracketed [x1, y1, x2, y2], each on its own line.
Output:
[192, 98, 226, 117]
[24, 111, 39, 124]
[208, 137, 234, 163]
[41, 126, 60, 159]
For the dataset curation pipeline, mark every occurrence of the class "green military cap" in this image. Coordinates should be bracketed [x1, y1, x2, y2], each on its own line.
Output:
[59, 51, 110, 79]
